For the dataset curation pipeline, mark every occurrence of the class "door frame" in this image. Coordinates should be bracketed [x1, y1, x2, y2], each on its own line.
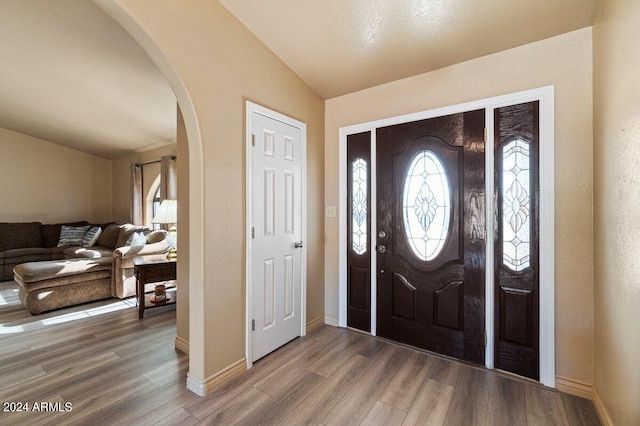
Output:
[245, 101, 308, 368]
[338, 86, 555, 387]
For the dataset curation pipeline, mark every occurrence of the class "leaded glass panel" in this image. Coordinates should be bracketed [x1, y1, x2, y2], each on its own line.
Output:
[351, 158, 367, 255]
[402, 150, 451, 261]
[502, 139, 531, 271]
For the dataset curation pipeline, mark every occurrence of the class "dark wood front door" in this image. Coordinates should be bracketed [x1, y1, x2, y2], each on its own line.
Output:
[376, 110, 486, 365]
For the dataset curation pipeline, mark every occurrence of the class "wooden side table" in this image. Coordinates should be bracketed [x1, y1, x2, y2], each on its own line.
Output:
[133, 255, 177, 319]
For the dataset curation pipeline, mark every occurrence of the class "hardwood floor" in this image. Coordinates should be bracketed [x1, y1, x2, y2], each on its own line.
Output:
[0, 281, 600, 425]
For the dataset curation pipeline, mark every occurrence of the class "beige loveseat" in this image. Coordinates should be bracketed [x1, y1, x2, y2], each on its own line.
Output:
[62, 223, 170, 298]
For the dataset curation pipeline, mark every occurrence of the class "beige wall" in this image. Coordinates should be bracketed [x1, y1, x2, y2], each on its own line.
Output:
[325, 28, 594, 386]
[111, 143, 177, 225]
[593, 1, 640, 424]
[99, 0, 325, 383]
[176, 106, 189, 350]
[0, 126, 112, 224]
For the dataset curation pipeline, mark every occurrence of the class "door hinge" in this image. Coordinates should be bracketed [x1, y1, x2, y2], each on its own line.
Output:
[252, 319, 255, 331]
[484, 330, 488, 347]
[251, 134, 256, 147]
[251, 227, 255, 239]
[484, 127, 487, 143]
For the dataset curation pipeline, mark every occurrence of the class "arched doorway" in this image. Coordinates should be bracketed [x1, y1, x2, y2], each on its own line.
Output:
[94, 0, 207, 388]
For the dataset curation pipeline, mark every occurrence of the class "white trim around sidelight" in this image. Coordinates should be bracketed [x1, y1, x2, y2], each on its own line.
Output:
[337, 86, 555, 388]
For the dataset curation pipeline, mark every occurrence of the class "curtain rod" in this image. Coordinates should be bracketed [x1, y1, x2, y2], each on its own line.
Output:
[135, 155, 176, 167]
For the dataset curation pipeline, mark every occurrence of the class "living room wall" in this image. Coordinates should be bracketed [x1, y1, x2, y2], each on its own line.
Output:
[325, 28, 594, 393]
[0, 126, 112, 224]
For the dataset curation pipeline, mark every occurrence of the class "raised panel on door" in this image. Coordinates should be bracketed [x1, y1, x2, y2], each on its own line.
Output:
[494, 101, 540, 380]
[346, 131, 371, 332]
[376, 110, 485, 365]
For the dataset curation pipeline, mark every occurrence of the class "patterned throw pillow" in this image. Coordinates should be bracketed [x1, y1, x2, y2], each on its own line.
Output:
[57, 225, 90, 247]
[82, 227, 103, 247]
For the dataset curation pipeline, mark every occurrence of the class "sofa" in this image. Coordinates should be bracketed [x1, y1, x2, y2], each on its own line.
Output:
[0, 221, 91, 281]
[1, 221, 170, 301]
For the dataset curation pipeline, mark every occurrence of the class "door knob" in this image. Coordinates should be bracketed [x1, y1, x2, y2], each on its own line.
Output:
[378, 245, 386, 253]
[294, 241, 303, 248]
[378, 231, 386, 239]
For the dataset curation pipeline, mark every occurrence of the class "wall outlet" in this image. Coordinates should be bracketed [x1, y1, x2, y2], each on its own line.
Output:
[325, 206, 337, 218]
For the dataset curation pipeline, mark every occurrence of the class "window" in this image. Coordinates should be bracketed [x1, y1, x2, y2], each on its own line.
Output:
[151, 186, 161, 230]
[402, 150, 451, 261]
[145, 174, 162, 230]
[351, 158, 368, 255]
[501, 139, 531, 271]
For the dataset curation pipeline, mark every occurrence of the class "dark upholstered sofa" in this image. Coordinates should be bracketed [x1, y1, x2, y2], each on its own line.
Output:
[1, 221, 170, 298]
[0, 221, 91, 281]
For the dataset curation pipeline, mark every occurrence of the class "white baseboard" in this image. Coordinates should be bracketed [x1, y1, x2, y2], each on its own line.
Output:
[306, 316, 324, 333]
[324, 314, 339, 327]
[555, 375, 593, 400]
[186, 373, 207, 397]
[186, 358, 246, 396]
[592, 386, 613, 426]
[174, 335, 189, 354]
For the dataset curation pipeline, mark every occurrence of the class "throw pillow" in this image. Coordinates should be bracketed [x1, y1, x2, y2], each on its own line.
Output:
[116, 224, 147, 248]
[96, 223, 120, 249]
[82, 226, 102, 247]
[126, 231, 147, 248]
[144, 229, 167, 244]
[57, 225, 90, 247]
[42, 221, 89, 248]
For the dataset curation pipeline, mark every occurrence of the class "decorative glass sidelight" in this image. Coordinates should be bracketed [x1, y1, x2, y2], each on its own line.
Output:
[402, 150, 451, 261]
[502, 139, 531, 271]
[351, 158, 368, 255]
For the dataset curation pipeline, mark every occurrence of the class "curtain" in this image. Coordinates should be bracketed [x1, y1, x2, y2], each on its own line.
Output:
[130, 163, 143, 225]
[160, 155, 177, 201]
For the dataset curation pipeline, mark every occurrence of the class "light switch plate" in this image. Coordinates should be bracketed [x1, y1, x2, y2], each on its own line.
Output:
[325, 206, 337, 218]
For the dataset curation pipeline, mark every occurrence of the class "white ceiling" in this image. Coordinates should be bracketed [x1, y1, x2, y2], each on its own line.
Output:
[0, 0, 176, 159]
[0, 1, 598, 159]
[219, 0, 599, 99]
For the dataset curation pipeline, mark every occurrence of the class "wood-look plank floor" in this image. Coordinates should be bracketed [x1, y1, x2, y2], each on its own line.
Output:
[0, 281, 601, 425]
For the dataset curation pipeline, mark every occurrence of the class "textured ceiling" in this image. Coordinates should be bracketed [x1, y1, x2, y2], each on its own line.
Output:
[0, 0, 176, 159]
[0, 1, 598, 159]
[219, 0, 599, 99]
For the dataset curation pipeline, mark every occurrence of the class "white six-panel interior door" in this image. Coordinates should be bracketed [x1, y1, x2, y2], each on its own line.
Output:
[246, 102, 307, 366]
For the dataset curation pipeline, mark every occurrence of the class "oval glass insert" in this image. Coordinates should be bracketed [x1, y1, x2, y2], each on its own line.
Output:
[402, 150, 451, 261]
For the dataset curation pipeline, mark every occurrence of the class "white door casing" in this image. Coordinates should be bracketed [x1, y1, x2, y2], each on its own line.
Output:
[246, 102, 307, 366]
[337, 86, 555, 387]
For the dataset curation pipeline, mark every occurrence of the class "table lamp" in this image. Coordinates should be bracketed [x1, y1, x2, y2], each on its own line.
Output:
[152, 199, 177, 259]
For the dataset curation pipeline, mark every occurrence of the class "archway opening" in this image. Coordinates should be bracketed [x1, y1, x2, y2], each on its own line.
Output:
[95, 0, 207, 385]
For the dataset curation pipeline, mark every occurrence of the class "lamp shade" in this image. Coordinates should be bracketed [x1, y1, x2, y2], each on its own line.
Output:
[152, 199, 177, 224]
